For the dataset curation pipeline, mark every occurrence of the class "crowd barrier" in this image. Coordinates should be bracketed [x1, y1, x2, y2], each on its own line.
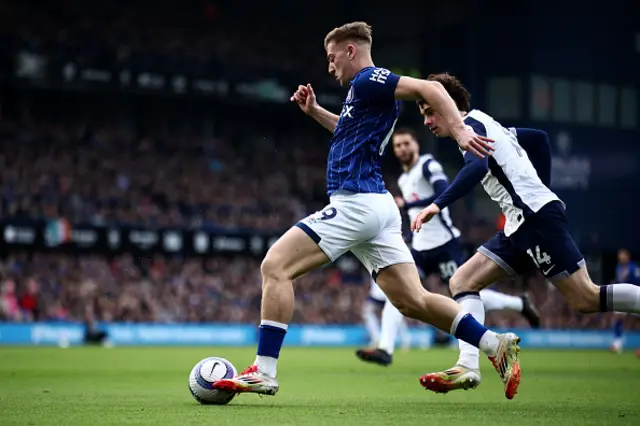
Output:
[0, 323, 638, 349]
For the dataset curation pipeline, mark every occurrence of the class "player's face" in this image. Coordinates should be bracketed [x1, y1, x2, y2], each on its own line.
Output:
[392, 134, 418, 165]
[418, 102, 450, 138]
[618, 250, 630, 264]
[326, 41, 353, 87]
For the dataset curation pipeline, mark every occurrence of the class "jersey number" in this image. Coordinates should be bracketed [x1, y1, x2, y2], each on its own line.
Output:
[439, 261, 458, 280]
[320, 207, 337, 221]
[526, 245, 552, 268]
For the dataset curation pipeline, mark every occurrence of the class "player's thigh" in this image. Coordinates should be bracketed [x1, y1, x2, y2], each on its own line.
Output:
[374, 262, 425, 311]
[262, 226, 331, 281]
[512, 201, 585, 282]
[279, 197, 378, 280]
[352, 224, 418, 307]
[450, 251, 511, 296]
[475, 231, 532, 285]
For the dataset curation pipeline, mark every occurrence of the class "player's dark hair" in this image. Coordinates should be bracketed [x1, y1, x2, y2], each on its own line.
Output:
[324, 22, 373, 48]
[393, 128, 419, 142]
[422, 73, 471, 112]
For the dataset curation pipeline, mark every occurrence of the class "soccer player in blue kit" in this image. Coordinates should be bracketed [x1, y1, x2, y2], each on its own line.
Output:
[411, 73, 640, 397]
[610, 248, 640, 353]
[214, 22, 523, 400]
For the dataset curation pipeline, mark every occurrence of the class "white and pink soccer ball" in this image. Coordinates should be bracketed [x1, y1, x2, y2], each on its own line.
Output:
[188, 357, 237, 405]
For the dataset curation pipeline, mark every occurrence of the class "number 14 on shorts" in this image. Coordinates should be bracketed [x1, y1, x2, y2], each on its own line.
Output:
[527, 245, 554, 274]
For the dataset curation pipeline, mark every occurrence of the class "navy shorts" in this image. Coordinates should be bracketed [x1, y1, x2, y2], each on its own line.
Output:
[479, 201, 585, 281]
[412, 238, 465, 281]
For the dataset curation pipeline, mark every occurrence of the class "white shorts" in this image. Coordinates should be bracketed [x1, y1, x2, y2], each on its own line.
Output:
[296, 191, 414, 275]
[369, 278, 387, 303]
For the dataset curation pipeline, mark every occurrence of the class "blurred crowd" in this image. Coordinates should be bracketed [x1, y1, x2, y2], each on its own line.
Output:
[2, 252, 637, 331]
[0, 0, 333, 85]
[0, 0, 635, 332]
[0, 117, 328, 231]
[0, 252, 364, 325]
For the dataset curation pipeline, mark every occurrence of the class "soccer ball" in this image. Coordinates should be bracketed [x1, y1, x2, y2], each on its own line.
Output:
[188, 357, 237, 405]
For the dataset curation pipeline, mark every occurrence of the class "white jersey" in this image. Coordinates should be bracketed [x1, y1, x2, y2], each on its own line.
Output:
[464, 109, 562, 236]
[398, 154, 461, 251]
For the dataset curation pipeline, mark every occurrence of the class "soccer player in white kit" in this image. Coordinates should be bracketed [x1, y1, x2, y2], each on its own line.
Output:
[213, 22, 522, 400]
[357, 128, 541, 366]
[411, 73, 640, 398]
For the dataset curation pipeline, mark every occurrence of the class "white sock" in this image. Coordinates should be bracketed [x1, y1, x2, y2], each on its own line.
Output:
[455, 293, 485, 369]
[378, 301, 405, 355]
[602, 284, 640, 313]
[398, 318, 411, 349]
[612, 337, 623, 350]
[255, 355, 278, 377]
[362, 301, 381, 345]
[480, 289, 524, 312]
[254, 320, 288, 377]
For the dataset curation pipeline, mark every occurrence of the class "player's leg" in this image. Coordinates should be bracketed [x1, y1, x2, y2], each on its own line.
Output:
[398, 316, 411, 352]
[214, 204, 349, 395]
[362, 278, 385, 347]
[356, 251, 432, 366]
[611, 314, 625, 353]
[480, 289, 523, 311]
[355, 198, 522, 399]
[553, 267, 640, 315]
[420, 232, 527, 398]
[356, 298, 404, 366]
[374, 261, 521, 398]
[521, 203, 640, 316]
[479, 289, 541, 328]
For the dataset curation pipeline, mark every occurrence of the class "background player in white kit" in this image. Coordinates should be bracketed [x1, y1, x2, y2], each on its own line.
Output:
[213, 23, 524, 400]
[357, 128, 540, 366]
[411, 73, 640, 397]
[363, 278, 411, 350]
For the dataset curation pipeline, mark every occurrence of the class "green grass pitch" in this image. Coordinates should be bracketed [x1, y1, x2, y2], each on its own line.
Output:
[0, 346, 639, 425]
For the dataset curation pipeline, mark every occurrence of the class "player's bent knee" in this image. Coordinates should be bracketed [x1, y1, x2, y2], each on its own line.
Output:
[387, 291, 429, 320]
[260, 251, 287, 282]
[449, 269, 476, 296]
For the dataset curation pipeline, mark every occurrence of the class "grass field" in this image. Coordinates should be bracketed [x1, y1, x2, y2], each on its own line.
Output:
[0, 346, 639, 426]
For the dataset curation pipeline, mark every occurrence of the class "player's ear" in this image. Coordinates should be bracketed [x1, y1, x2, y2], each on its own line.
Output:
[347, 44, 355, 59]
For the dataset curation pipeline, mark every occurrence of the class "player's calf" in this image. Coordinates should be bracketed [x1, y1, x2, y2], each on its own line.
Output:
[376, 262, 522, 399]
[555, 268, 640, 315]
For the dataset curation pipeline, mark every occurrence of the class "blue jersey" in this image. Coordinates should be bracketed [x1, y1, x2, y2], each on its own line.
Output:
[616, 261, 640, 285]
[326, 66, 400, 196]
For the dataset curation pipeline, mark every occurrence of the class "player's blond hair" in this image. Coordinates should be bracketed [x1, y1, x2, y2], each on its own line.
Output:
[324, 22, 373, 48]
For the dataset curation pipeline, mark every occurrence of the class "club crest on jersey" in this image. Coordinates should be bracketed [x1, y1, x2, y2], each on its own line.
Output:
[345, 86, 354, 103]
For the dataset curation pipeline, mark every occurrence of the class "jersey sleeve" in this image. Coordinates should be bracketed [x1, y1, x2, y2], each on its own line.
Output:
[353, 67, 400, 104]
[422, 159, 449, 186]
[513, 128, 552, 187]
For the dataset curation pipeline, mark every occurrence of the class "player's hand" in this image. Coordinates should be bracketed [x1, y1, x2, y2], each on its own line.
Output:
[394, 196, 405, 209]
[411, 203, 441, 232]
[452, 125, 494, 158]
[290, 83, 318, 115]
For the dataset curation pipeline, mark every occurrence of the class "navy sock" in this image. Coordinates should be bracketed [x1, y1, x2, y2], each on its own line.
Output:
[454, 313, 489, 348]
[600, 285, 611, 312]
[614, 318, 623, 338]
[257, 324, 287, 358]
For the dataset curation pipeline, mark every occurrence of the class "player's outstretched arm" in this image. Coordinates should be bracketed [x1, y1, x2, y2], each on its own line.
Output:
[290, 84, 339, 133]
[394, 77, 494, 158]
